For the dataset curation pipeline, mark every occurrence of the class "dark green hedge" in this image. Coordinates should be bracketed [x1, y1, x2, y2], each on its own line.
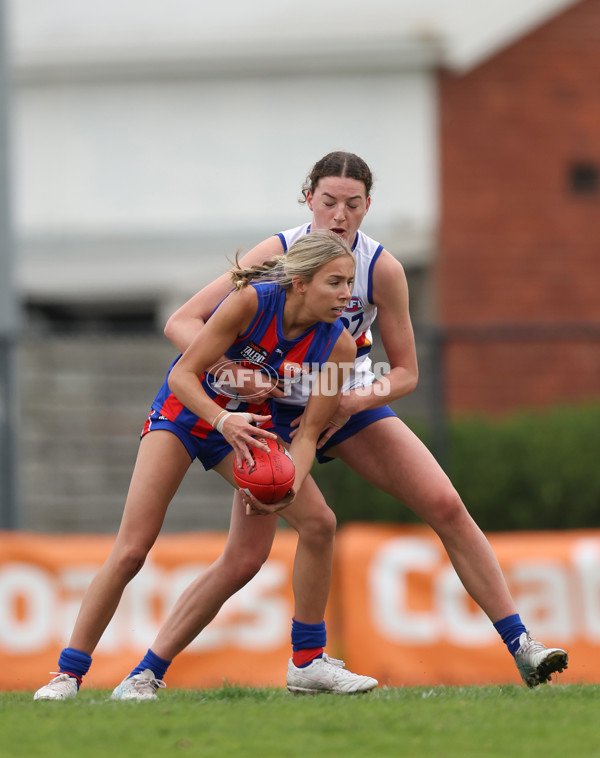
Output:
[311, 403, 600, 531]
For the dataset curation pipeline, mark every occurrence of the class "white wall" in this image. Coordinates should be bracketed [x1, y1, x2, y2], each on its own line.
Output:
[15, 73, 436, 235]
[13, 69, 438, 305]
[8, 1, 442, 308]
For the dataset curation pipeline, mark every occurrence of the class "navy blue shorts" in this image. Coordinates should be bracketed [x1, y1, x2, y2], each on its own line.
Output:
[269, 403, 396, 463]
[140, 409, 236, 471]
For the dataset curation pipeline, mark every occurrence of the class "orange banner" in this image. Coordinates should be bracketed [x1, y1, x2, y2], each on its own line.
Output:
[0, 531, 303, 691]
[1, 526, 597, 690]
[337, 524, 597, 686]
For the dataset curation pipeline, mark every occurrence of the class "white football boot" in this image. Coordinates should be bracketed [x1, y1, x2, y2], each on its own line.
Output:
[514, 632, 568, 687]
[111, 669, 166, 701]
[287, 654, 378, 695]
[33, 673, 79, 701]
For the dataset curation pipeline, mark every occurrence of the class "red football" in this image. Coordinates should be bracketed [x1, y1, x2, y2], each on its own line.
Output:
[233, 438, 295, 503]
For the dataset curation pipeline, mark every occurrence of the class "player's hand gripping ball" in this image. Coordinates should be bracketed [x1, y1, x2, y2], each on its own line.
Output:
[233, 438, 295, 503]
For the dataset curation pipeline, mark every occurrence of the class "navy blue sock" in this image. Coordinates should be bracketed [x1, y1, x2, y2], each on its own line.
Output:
[494, 614, 527, 656]
[58, 647, 93, 687]
[291, 618, 326, 668]
[129, 648, 172, 680]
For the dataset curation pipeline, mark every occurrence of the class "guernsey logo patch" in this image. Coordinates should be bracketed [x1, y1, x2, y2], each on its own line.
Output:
[239, 342, 269, 366]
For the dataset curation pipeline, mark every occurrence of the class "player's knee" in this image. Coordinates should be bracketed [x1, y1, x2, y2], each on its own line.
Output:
[230, 547, 269, 587]
[112, 544, 150, 581]
[431, 486, 468, 531]
[298, 505, 337, 547]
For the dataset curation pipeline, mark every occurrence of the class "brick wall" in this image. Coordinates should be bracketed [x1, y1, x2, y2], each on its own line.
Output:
[437, 0, 600, 413]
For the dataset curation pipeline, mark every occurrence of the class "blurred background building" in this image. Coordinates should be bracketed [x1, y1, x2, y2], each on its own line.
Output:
[2, 0, 599, 531]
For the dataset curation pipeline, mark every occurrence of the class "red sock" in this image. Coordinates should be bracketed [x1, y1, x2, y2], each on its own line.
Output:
[292, 647, 324, 668]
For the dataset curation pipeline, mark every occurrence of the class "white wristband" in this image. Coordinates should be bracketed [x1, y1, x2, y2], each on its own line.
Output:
[215, 411, 232, 434]
[214, 411, 254, 435]
[211, 409, 228, 430]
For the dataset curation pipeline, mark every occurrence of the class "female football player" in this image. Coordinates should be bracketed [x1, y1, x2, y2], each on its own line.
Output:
[33, 230, 380, 700]
[128, 152, 567, 698]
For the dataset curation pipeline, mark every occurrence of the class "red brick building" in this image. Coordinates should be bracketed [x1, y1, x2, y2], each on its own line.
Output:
[437, 0, 600, 414]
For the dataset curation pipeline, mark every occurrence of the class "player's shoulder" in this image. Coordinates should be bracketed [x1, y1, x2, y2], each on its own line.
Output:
[366, 245, 405, 280]
[223, 280, 260, 313]
[373, 247, 404, 272]
[370, 249, 408, 303]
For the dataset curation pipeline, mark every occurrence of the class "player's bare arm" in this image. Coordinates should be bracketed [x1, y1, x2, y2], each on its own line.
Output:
[372, 250, 419, 397]
[168, 287, 277, 462]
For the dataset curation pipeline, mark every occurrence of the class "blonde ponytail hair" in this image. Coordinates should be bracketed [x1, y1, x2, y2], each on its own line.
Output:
[231, 230, 354, 290]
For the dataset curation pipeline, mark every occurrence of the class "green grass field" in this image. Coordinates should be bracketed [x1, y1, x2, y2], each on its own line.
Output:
[2, 683, 598, 758]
